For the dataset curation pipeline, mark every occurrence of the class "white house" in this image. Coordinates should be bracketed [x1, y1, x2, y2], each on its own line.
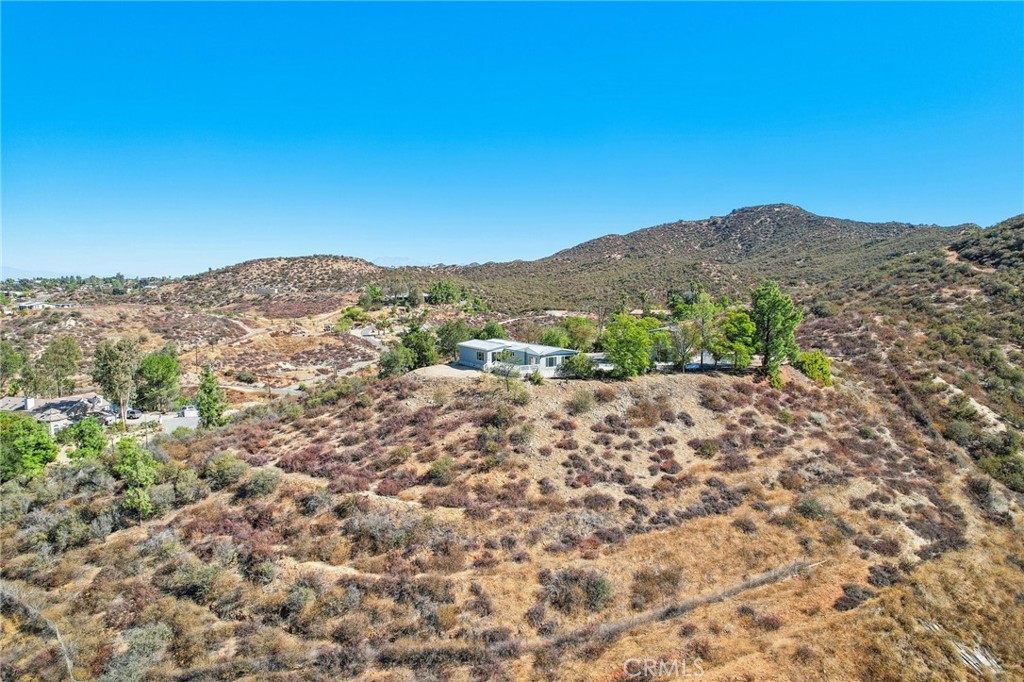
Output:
[17, 301, 54, 311]
[457, 338, 578, 376]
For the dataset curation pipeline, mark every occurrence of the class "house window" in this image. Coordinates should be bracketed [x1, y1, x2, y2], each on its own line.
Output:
[529, 356, 539, 365]
[475, 351, 485, 362]
[546, 356, 558, 367]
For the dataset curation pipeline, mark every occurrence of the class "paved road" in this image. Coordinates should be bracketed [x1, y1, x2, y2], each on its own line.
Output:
[351, 326, 385, 350]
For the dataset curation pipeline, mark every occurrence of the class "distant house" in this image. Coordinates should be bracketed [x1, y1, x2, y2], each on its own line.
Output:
[457, 339, 578, 376]
[17, 301, 54, 311]
[0, 392, 113, 436]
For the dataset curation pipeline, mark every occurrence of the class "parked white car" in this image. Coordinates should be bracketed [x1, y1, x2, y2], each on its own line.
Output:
[179, 405, 199, 418]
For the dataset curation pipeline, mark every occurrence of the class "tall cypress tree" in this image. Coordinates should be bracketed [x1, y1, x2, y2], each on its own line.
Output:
[750, 280, 803, 387]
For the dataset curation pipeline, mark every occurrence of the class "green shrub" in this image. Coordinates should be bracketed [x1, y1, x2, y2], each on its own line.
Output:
[0, 412, 58, 481]
[113, 438, 160, 488]
[240, 469, 281, 498]
[47, 509, 91, 552]
[545, 568, 613, 614]
[794, 350, 833, 387]
[58, 417, 107, 459]
[506, 382, 531, 406]
[379, 345, 416, 378]
[162, 557, 223, 603]
[428, 457, 454, 486]
[149, 483, 176, 516]
[98, 622, 173, 682]
[979, 454, 1024, 493]
[558, 353, 595, 379]
[174, 468, 208, 505]
[204, 452, 248, 490]
[235, 369, 258, 384]
[170, 426, 193, 440]
[693, 439, 719, 459]
[567, 389, 596, 415]
[122, 487, 154, 519]
[794, 496, 829, 520]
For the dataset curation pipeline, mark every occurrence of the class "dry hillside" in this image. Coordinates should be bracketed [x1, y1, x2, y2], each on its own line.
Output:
[3, 367, 1020, 681]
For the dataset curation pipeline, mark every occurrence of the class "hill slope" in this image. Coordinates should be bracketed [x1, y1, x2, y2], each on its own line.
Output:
[150, 204, 977, 311]
[454, 204, 975, 310]
[152, 255, 382, 307]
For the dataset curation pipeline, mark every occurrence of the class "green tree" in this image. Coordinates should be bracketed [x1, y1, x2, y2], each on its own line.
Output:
[0, 412, 58, 481]
[475, 320, 507, 340]
[650, 329, 674, 363]
[379, 344, 417, 378]
[405, 284, 423, 308]
[113, 437, 160, 488]
[39, 336, 83, 398]
[715, 309, 757, 369]
[600, 314, 652, 378]
[196, 365, 228, 428]
[674, 290, 721, 366]
[122, 486, 154, 518]
[435, 319, 472, 360]
[750, 280, 803, 387]
[18, 357, 54, 397]
[57, 416, 107, 459]
[794, 350, 833, 386]
[136, 346, 181, 412]
[0, 340, 25, 395]
[562, 316, 598, 351]
[558, 352, 595, 379]
[400, 327, 438, 368]
[357, 284, 383, 310]
[669, 322, 699, 369]
[91, 337, 144, 427]
[428, 280, 460, 305]
[538, 326, 571, 349]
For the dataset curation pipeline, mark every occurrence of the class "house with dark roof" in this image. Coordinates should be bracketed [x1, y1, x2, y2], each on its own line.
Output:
[0, 393, 113, 436]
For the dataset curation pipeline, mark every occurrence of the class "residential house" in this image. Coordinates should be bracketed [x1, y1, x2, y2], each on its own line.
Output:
[457, 339, 578, 376]
[0, 392, 113, 436]
[17, 301, 54, 311]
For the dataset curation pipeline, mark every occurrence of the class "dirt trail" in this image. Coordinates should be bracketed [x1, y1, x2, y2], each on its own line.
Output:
[945, 248, 996, 274]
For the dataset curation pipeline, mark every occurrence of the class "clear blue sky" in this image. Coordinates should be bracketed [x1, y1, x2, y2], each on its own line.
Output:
[2, 2, 1022, 277]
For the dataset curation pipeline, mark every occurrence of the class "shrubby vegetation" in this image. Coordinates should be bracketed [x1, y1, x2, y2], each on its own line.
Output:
[1, 412, 58, 480]
[57, 417, 107, 459]
[794, 350, 833, 387]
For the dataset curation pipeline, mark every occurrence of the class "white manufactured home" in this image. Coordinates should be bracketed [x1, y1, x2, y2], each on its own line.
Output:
[457, 338, 577, 376]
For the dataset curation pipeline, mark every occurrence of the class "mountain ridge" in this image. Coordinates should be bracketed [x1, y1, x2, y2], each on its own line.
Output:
[141, 203, 987, 309]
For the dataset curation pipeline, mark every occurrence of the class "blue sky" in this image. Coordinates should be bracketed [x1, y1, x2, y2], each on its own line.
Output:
[2, 2, 1022, 277]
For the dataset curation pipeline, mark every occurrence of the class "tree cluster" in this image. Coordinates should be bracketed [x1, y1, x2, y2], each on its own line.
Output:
[594, 280, 818, 386]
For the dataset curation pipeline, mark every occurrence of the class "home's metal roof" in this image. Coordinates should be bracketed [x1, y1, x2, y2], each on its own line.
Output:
[457, 338, 576, 356]
[458, 339, 511, 351]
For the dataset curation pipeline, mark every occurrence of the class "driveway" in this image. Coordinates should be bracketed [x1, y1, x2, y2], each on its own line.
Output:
[410, 363, 482, 379]
[161, 415, 200, 433]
